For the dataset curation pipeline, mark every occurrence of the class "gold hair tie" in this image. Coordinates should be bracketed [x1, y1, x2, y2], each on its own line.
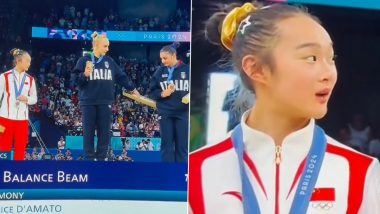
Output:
[221, 3, 257, 51]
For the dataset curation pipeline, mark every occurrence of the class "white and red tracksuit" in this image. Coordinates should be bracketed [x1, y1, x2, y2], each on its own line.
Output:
[0, 70, 37, 160]
[189, 112, 380, 214]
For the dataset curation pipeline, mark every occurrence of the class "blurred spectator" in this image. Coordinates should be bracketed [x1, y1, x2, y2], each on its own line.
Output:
[65, 149, 72, 158]
[369, 127, 380, 159]
[66, 153, 73, 161]
[146, 139, 154, 151]
[55, 149, 65, 160]
[337, 126, 358, 148]
[58, 136, 66, 149]
[32, 146, 38, 156]
[120, 148, 133, 161]
[121, 138, 131, 150]
[348, 114, 371, 153]
[32, 153, 39, 160]
[106, 149, 117, 161]
[24, 151, 32, 160]
[38, 148, 46, 160]
[125, 139, 131, 150]
[135, 140, 148, 151]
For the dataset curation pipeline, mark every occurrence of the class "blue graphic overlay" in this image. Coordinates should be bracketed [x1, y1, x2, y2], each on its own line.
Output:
[0, 161, 187, 201]
[32, 27, 191, 42]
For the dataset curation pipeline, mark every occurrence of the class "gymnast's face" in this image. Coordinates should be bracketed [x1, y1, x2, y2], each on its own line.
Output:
[16, 53, 31, 72]
[258, 15, 337, 120]
[95, 38, 110, 56]
[160, 52, 177, 67]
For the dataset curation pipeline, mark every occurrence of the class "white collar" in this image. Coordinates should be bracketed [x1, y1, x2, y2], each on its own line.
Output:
[13, 70, 26, 78]
[240, 110, 315, 161]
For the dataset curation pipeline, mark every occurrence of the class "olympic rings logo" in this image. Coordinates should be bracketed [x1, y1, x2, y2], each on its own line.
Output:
[311, 202, 334, 210]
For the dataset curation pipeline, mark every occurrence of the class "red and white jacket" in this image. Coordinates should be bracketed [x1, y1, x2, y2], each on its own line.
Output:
[0, 70, 37, 121]
[189, 112, 380, 214]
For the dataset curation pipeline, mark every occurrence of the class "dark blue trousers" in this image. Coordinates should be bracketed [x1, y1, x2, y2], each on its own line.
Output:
[159, 112, 188, 162]
[81, 104, 112, 160]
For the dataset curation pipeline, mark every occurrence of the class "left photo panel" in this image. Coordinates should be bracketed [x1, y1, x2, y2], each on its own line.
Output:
[0, 0, 190, 213]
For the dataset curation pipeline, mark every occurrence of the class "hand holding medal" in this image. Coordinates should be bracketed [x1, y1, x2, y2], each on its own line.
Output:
[84, 61, 94, 77]
[168, 83, 176, 93]
[17, 95, 28, 105]
[161, 81, 176, 98]
[161, 88, 174, 98]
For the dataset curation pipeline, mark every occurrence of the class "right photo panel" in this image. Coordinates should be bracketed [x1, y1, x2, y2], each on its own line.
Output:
[189, 0, 380, 213]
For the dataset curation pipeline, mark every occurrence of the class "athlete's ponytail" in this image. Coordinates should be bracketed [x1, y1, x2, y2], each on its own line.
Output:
[9, 48, 28, 66]
[160, 42, 180, 55]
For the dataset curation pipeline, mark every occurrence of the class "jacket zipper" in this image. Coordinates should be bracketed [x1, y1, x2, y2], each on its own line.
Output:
[275, 145, 282, 214]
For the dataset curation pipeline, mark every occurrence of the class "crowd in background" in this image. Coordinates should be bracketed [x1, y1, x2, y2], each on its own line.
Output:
[31, 5, 190, 31]
[335, 114, 380, 160]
